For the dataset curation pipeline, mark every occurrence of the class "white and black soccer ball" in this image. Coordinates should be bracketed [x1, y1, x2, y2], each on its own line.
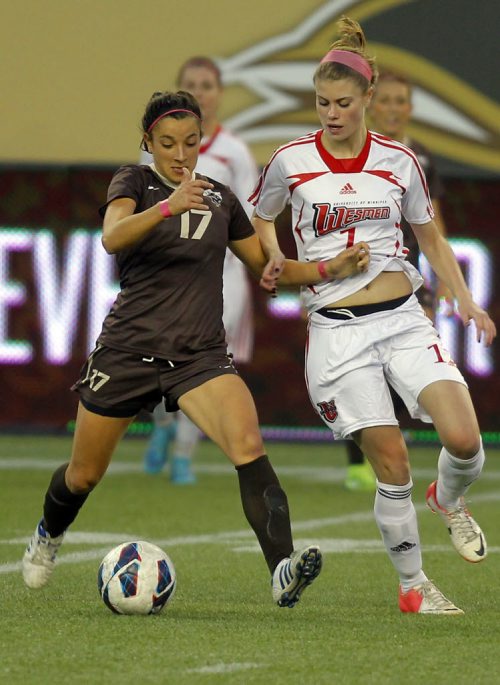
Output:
[97, 540, 176, 615]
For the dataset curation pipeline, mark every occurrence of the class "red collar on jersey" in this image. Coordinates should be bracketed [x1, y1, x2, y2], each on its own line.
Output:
[315, 130, 372, 173]
[200, 125, 223, 154]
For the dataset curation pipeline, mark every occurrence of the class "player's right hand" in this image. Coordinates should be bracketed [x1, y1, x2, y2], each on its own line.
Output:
[168, 167, 214, 214]
[325, 242, 370, 279]
[456, 298, 496, 346]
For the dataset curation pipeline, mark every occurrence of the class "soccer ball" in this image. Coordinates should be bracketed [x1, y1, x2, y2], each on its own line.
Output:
[97, 540, 176, 615]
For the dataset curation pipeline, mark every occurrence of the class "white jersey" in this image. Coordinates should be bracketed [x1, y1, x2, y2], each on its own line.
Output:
[250, 129, 431, 313]
[141, 126, 258, 362]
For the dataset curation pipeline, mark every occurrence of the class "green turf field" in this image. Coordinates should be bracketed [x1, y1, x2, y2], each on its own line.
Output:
[0, 435, 499, 684]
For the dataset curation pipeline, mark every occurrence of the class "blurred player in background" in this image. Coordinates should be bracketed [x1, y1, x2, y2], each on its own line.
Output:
[342, 70, 454, 492]
[141, 57, 259, 484]
[252, 16, 496, 614]
[22, 90, 373, 604]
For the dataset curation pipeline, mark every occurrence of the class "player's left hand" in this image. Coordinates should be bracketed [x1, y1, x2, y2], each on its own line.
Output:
[456, 299, 496, 345]
[260, 251, 285, 295]
[324, 242, 370, 279]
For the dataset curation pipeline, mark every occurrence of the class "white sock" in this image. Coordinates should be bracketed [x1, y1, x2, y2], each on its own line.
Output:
[173, 412, 201, 461]
[436, 442, 485, 510]
[374, 480, 427, 591]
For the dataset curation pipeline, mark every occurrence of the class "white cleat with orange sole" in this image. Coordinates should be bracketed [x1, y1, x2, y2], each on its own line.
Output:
[399, 581, 464, 615]
[426, 481, 487, 563]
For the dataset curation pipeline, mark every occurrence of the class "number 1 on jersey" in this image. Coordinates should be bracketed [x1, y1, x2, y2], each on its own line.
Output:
[340, 227, 356, 248]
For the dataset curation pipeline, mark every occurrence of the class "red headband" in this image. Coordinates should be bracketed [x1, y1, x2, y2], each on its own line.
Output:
[320, 50, 372, 82]
[147, 109, 201, 133]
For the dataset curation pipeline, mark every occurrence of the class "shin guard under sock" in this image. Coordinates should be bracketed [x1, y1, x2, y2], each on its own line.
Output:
[236, 455, 293, 573]
[437, 443, 485, 510]
[374, 480, 426, 590]
[43, 463, 90, 537]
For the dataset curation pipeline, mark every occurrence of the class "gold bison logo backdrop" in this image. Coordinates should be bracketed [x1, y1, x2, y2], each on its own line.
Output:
[217, 0, 500, 177]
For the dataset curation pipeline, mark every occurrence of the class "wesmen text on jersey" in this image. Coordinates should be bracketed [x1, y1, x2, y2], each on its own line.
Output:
[250, 130, 430, 312]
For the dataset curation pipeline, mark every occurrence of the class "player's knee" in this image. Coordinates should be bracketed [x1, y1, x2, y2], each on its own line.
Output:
[66, 467, 103, 494]
[364, 440, 410, 484]
[373, 457, 411, 485]
[364, 437, 405, 463]
[442, 430, 481, 459]
[229, 430, 264, 461]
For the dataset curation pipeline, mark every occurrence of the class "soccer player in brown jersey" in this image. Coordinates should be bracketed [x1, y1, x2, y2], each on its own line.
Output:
[22, 90, 370, 608]
[141, 56, 260, 485]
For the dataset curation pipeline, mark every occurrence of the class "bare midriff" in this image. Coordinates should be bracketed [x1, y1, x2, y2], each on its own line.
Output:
[326, 271, 413, 308]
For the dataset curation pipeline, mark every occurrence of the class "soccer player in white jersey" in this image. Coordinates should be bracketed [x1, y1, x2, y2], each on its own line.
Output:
[141, 57, 259, 484]
[251, 16, 496, 614]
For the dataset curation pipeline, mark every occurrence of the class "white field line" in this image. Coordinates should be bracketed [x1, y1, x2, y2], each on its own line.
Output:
[236, 539, 500, 554]
[2, 540, 500, 576]
[1, 457, 500, 483]
[186, 663, 264, 675]
[1, 490, 499, 576]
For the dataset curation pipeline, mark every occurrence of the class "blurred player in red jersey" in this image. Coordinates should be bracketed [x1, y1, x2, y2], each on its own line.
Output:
[368, 70, 454, 314]
[252, 16, 495, 614]
[141, 57, 259, 484]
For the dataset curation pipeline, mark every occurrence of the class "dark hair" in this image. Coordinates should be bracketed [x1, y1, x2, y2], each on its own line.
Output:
[140, 90, 202, 150]
[176, 56, 222, 87]
[314, 16, 377, 92]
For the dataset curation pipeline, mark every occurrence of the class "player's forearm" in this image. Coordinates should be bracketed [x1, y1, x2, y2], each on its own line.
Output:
[280, 243, 369, 285]
[420, 233, 472, 304]
[102, 203, 167, 253]
[252, 215, 283, 259]
[279, 260, 326, 285]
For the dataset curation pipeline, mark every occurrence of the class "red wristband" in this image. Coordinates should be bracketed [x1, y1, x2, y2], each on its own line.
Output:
[317, 260, 329, 280]
[158, 199, 172, 218]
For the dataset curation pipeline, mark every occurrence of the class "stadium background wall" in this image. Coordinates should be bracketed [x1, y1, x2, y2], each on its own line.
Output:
[1, 0, 499, 433]
[2, 0, 499, 177]
[0, 170, 498, 432]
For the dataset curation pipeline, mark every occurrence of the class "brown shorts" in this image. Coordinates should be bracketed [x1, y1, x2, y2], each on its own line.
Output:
[72, 344, 238, 417]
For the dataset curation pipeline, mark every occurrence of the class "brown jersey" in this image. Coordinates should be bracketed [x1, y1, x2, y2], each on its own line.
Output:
[97, 164, 254, 361]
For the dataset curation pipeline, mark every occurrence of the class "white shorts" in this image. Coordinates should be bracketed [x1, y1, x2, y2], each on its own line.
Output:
[223, 251, 254, 363]
[305, 295, 467, 439]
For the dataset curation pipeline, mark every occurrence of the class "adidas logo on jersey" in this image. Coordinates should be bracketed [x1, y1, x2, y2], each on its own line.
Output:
[340, 182, 356, 194]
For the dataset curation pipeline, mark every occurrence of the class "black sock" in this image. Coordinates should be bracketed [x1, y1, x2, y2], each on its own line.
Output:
[236, 455, 293, 573]
[43, 464, 90, 537]
[347, 440, 365, 465]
